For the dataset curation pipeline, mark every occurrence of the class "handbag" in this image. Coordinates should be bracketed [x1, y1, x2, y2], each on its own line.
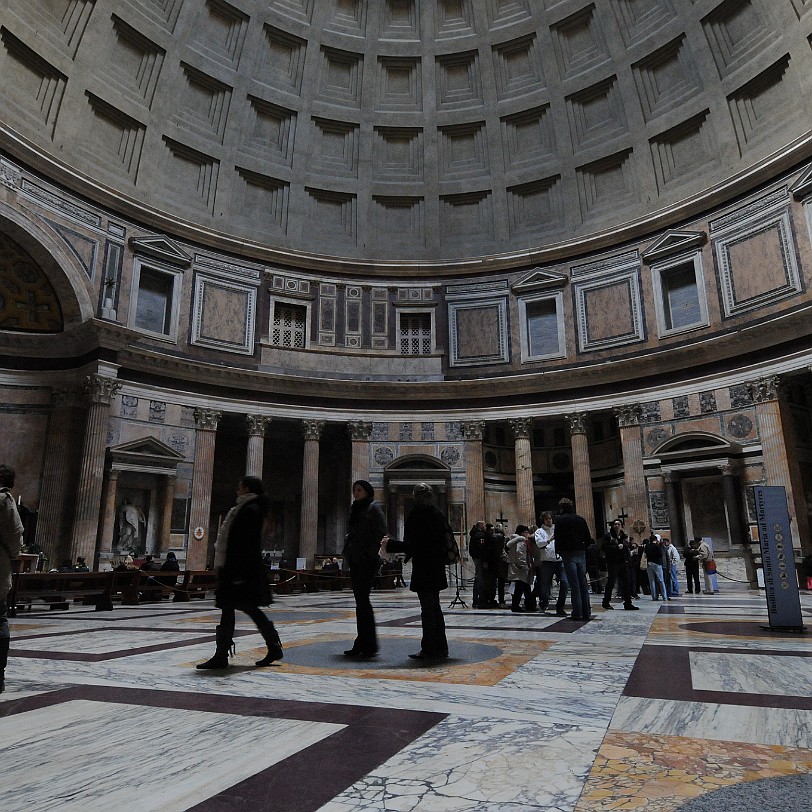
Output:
[444, 524, 461, 565]
[703, 558, 717, 574]
[639, 551, 647, 570]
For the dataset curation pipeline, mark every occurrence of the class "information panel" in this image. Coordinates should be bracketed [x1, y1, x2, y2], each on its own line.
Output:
[754, 486, 804, 631]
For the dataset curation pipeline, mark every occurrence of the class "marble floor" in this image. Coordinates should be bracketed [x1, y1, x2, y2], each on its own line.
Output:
[2, 580, 811, 811]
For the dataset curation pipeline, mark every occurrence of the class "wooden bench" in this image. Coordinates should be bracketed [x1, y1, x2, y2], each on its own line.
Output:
[111, 570, 180, 605]
[173, 570, 218, 601]
[9, 571, 114, 615]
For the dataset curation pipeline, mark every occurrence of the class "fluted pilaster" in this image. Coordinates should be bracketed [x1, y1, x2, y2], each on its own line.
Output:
[300, 420, 325, 567]
[509, 418, 534, 524]
[567, 413, 596, 536]
[461, 421, 486, 525]
[614, 404, 649, 533]
[71, 374, 122, 567]
[348, 420, 373, 484]
[187, 408, 221, 570]
[245, 415, 272, 478]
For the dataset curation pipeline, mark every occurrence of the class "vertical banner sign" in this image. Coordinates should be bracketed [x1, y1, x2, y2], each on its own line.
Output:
[755, 486, 804, 630]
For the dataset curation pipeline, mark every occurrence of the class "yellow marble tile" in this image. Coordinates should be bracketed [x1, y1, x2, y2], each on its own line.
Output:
[575, 732, 812, 812]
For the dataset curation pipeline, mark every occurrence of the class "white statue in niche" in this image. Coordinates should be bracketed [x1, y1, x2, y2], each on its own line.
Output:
[117, 499, 146, 554]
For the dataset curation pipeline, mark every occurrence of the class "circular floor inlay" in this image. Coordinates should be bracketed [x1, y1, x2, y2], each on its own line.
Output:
[674, 773, 812, 811]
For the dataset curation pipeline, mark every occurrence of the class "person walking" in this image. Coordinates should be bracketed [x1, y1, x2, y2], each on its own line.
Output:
[554, 498, 593, 621]
[381, 483, 449, 660]
[342, 480, 387, 658]
[1, 465, 24, 693]
[197, 476, 283, 670]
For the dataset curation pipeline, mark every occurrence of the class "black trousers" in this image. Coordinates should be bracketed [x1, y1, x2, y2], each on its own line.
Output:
[350, 561, 379, 653]
[685, 563, 701, 593]
[219, 604, 279, 646]
[417, 590, 448, 656]
[603, 562, 633, 607]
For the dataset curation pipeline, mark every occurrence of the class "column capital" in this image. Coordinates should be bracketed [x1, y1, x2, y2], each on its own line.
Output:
[85, 374, 121, 406]
[461, 420, 486, 440]
[566, 412, 589, 436]
[747, 375, 781, 403]
[245, 414, 272, 436]
[347, 420, 373, 441]
[508, 417, 533, 439]
[302, 419, 325, 441]
[718, 464, 734, 476]
[662, 469, 676, 485]
[193, 407, 222, 432]
[614, 404, 642, 428]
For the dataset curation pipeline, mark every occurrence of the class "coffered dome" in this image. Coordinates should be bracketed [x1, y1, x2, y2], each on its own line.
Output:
[0, 0, 811, 268]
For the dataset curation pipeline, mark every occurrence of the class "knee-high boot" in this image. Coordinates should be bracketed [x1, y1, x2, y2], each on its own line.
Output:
[0, 617, 9, 693]
[254, 613, 283, 667]
[196, 625, 234, 670]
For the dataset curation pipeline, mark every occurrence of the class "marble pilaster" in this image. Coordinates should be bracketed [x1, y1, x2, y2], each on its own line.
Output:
[300, 420, 325, 568]
[567, 413, 596, 535]
[747, 376, 808, 551]
[71, 374, 121, 567]
[662, 471, 683, 549]
[159, 474, 177, 556]
[348, 420, 373, 485]
[508, 418, 534, 524]
[461, 421, 486, 525]
[245, 415, 272, 478]
[97, 470, 120, 565]
[614, 405, 649, 534]
[187, 408, 221, 570]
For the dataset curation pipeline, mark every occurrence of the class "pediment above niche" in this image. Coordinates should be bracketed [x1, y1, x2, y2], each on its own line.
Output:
[109, 436, 186, 472]
[790, 163, 812, 200]
[511, 268, 568, 293]
[128, 235, 192, 267]
[642, 230, 707, 264]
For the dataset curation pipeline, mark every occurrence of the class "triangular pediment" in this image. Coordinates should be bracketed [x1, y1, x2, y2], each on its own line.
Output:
[511, 268, 569, 293]
[790, 162, 812, 200]
[109, 436, 186, 469]
[642, 231, 706, 264]
[128, 235, 192, 267]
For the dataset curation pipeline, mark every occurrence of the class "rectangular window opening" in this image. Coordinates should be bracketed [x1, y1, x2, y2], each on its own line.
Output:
[526, 297, 560, 358]
[135, 268, 173, 335]
[399, 312, 431, 355]
[272, 302, 307, 348]
[661, 263, 701, 331]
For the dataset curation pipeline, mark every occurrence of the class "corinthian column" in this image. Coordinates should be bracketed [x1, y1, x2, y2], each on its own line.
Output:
[567, 413, 596, 536]
[245, 415, 272, 478]
[299, 420, 325, 568]
[348, 420, 373, 484]
[508, 418, 534, 524]
[462, 421, 486, 526]
[187, 408, 221, 570]
[37, 386, 83, 567]
[747, 376, 808, 550]
[614, 404, 649, 534]
[70, 374, 121, 567]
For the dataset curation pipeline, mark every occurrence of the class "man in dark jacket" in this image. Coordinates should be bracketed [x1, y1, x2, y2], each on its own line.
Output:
[554, 498, 593, 621]
[468, 520, 487, 608]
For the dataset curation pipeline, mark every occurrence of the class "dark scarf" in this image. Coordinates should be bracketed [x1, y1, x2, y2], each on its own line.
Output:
[349, 495, 373, 527]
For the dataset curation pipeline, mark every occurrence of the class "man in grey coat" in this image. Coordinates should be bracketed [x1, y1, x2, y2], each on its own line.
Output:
[0, 464, 24, 693]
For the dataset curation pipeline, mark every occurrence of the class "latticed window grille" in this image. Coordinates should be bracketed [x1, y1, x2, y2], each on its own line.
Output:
[399, 313, 431, 355]
[272, 303, 306, 348]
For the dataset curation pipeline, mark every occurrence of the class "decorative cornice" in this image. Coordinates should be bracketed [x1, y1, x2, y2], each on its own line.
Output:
[348, 420, 373, 441]
[565, 413, 589, 436]
[193, 408, 221, 431]
[614, 404, 643, 428]
[85, 374, 121, 406]
[508, 417, 533, 439]
[461, 420, 486, 440]
[747, 376, 781, 404]
[642, 230, 707, 264]
[302, 419, 325, 441]
[128, 235, 192, 268]
[245, 415, 272, 436]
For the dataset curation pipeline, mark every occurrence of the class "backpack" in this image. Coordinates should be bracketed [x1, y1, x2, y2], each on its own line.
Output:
[444, 524, 461, 565]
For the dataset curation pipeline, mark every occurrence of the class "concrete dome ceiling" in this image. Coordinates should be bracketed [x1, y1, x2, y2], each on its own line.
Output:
[1, 0, 811, 268]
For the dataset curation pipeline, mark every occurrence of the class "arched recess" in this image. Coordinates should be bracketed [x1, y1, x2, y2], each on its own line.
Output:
[0, 201, 94, 328]
[383, 454, 452, 538]
[651, 432, 748, 552]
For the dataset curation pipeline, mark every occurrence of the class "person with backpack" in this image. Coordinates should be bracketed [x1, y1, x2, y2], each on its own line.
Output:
[382, 482, 449, 660]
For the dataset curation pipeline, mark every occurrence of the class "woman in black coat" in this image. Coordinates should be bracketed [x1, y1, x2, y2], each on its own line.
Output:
[342, 480, 388, 658]
[197, 476, 283, 670]
[382, 482, 449, 660]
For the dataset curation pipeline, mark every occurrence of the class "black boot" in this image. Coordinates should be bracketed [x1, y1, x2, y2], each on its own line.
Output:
[255, 618, 283, 667]
[0, 635, 9, 694]
[196, 625, 233, 670]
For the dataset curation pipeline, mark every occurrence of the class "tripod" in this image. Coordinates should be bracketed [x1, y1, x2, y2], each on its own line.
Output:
[447, 560, 468, 608]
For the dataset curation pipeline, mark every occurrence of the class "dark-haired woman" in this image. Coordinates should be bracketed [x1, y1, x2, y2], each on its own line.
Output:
[382, 482, 449, 660]
[197, 476, 283, 669]
[342, 480, 387, 658]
